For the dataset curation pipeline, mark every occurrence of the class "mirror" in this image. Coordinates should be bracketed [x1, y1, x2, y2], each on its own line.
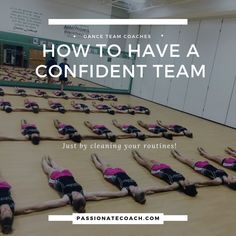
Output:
[0, 31, 133, 94]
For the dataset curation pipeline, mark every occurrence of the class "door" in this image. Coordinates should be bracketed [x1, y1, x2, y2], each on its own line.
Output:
[29, 49, 45, 68]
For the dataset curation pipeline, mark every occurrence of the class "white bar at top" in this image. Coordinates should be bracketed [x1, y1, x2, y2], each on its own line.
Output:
[48, 19, 188, 25]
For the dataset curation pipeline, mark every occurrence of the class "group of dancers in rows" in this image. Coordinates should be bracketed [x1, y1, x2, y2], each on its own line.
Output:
[0, 147, 236, 233]
[0, 98, 150, 115]
[0, 87, 118, 101]
[0, 88, 151, 115]
[0, 119, 193, 145]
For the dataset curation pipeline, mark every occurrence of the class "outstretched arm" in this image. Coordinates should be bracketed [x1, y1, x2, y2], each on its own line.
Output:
[85, 190, 127, 201]
[14, 108, 30, 112]
[40, 136, 68, 141]
[15, 198, 68, 215]
[0, 136, 27, 141]
[194, 179, 222, 187]
[144, 185, 177, 195]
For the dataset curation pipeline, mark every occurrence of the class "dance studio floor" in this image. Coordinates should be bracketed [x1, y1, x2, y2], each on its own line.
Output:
[0, 86, 235, 236]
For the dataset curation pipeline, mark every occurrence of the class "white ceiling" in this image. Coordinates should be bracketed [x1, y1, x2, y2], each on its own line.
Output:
[42, 0, 236, 18]
[43, 0, 197, 13]
[102, 0, 197, 13]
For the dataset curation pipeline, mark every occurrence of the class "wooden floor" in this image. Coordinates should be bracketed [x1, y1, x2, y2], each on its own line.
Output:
[0, 86, 235, 236]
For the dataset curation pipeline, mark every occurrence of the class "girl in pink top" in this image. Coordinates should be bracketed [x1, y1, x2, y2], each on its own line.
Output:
[24, 99, 39, 113]
[17, 156, 126, 215]
[112, 119, 146, 140]
[137, 120, 172, 140]
[88, 93, 103, 101]
[70, 101, 90, 113]
[91, 153, 146, 204]
[84, 121, 116, 142]
[157, 120, 193, 138]
[132, 150, 198, 197]
[198, 147, 236, 171]
[92, 102, 115, 115]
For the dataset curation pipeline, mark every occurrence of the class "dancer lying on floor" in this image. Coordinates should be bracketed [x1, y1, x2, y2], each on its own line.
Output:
[24, 99, 40, 113]
[21, 119, 40, 145]
[48, 100, 66, 113]
[21, 119, 67, 144]
[17, 156, 126, 214]
[0, 172, 15, 234]
[102, 94, 117, 101]
[87, 93, 104, 101]
[157, 120, 193, 138]
[84, 121, 116, 142]
[171, 150, 236, 190]
[110, 103, 135, 115]
[35, 90, 48, 98]
[54, 119, 82, 143]
[112, 119, 146, 140]
[70, 101, 90, 113]
[0, 100, 13, 113]
[92, 102, 115, 115]
[2, 77, 13, 82]
[198, 147, 236, 171]
[91, 153, 146, 204]
[0, 99, 44, 114]
[137, 120, 172, 140]
[15, 88, 27, 97]
[0, 88, 5, 96]
[129, 105, 150, 115]
[53, 90, 68, 99]
[132, 151, 197, 196]
[71, 92, 87, 100]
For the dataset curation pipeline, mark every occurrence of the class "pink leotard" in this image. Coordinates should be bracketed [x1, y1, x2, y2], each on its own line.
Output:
[93, 125, 106, 129]
[194, 161, 209, 169]
[151, 163, 171, 171]
[103, 167, 126, 176]
[49, 169, 73, 180]
[222, 157, 236, 168]
[58, 123, 66, 129]
[148, 124, 157, 129]
[21, 124, 36, 129]
[0, 181, 11, 189]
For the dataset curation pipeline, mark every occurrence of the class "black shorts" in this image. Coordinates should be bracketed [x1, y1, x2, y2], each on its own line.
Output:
[94, 127, 111, 135]
[59, 76, 68, 82]
[123, 126, 140, 134]
[149, 126, 167, 134]
[172, 125, 187, 133]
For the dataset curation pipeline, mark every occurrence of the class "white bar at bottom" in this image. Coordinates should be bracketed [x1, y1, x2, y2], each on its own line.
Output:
[48, 215, 73, 222]
[163, 215, 188, 221]
[48, 213, 188, 224]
